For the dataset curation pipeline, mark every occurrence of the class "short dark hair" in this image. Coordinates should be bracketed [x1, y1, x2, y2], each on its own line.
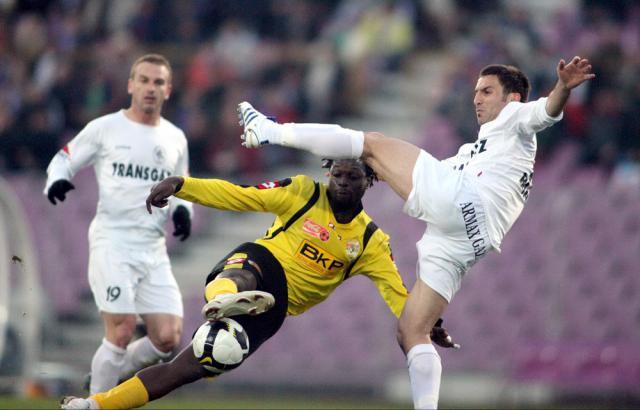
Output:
[129, 53, 172, 81]
[479, 64, 530, 102]
[321, 158, 377, 187]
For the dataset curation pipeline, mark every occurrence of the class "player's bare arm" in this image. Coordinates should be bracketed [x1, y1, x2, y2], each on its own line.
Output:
[146, 176, 184, 213]
[546, 56, 595, 117]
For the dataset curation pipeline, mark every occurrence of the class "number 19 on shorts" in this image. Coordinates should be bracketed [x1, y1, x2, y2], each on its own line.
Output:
[106, 286, 121, 302]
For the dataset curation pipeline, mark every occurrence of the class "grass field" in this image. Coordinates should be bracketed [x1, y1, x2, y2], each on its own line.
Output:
[2, 395, 629, 410]
[0, 394, 411, 409]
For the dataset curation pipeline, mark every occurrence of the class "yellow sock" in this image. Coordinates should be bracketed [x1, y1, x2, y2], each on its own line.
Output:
[204, 277, 238, 302]
[91, 376, 149, 410]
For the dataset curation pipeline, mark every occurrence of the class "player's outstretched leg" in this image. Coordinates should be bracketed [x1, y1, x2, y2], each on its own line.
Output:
[237, 101, 364, 158]
[201, 290, 275, 321]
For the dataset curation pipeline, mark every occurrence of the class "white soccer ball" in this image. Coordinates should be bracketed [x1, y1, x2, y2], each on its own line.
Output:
[192, 318, 250, 375]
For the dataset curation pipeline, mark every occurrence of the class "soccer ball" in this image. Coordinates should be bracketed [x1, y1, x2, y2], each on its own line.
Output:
[192, 318, 250, 375]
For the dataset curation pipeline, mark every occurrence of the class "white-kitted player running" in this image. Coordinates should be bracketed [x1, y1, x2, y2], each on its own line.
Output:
[237, 56, 595, 409]
[44, 54, 193, 395]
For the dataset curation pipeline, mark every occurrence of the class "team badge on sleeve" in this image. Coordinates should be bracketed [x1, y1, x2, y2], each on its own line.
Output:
[255, 178, 292, 190]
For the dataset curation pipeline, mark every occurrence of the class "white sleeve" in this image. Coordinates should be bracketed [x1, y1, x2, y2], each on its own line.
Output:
[169, 134, 193, 217]
[43, 120, 101, 194]
[513, 97, 563, 136]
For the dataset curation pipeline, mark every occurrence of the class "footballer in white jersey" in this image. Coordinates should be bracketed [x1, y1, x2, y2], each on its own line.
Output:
[443, 96, 562, 250]
[45, 54, 193, 397]
[45, 109, 192, 247]
[235, 56, 595, 409]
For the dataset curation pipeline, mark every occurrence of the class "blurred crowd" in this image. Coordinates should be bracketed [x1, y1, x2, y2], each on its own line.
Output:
[0, 0, 424, 177]
[432, 0, 639, 187]
[0, 0, 637, 184]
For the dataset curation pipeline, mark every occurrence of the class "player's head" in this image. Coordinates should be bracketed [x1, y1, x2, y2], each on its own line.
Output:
[128, 54, 172, 116]
[323, 158, 376, 209]
[474, 64, 530, 125]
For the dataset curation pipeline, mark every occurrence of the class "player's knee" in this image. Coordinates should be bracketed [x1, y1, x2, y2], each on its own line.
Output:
[396, 321, 410, 353]
[110, 325, 136, 348]
[396, 316, 423, 354]
[362, 131, 384, 157]
[151, 325, 182, 353]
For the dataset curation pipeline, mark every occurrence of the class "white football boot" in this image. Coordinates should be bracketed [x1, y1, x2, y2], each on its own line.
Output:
[237, 101, 275, 148]
[202, 291, 275, 321]
[60, 396, 98, 409]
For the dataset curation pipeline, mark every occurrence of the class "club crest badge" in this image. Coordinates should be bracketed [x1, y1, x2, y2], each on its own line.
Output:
[153, 146, 166, 165]
[345, 239, 360, 260]
[302, 218, 330, 242]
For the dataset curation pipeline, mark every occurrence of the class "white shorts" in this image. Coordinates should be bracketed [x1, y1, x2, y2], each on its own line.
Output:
[88, 242, 183, 317]
[404, 150, 492, 302]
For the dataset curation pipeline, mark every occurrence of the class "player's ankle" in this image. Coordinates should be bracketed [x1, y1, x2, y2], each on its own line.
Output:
[262, 119, 283, 145]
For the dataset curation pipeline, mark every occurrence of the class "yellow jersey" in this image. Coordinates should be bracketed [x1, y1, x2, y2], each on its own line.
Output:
[177, 175, 408, 317]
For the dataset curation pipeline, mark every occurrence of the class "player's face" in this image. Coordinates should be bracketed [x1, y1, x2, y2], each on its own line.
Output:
[473, 75, 510, 125]
[128, 62, 172, 115]
[328, 161, 369, 208]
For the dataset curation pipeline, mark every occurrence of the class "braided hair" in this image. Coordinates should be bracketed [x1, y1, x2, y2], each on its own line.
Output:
[321, 158, 378, 188]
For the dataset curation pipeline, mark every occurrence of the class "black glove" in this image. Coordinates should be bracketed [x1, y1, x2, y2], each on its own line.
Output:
[431, 318, 460, 349]
[172, 205, 191, 241]
[47, 179, 75, 205]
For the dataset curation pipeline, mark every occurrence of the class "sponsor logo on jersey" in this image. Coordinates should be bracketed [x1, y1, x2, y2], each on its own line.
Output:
[302, 218, 330, 242]
[111, 162, 172, 182]
[460, 202, 487, 259]
[295, 240, 344, 274]
[153, 146, 166, 165]
[345, 239, 360, 260]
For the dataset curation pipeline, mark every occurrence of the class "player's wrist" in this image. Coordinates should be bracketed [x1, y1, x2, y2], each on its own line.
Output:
[171, 176, 185, 193]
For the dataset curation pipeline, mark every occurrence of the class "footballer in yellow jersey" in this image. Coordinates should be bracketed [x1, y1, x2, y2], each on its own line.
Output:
[62, 159, 458, 410]
[177, 168, 407, 317]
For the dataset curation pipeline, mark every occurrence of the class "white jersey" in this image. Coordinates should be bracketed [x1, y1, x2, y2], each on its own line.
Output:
[44, 110, 193, 248]
[444, 97, 562, 250]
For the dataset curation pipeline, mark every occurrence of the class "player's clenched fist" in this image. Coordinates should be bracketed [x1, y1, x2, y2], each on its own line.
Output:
[146, 176, 185, 213]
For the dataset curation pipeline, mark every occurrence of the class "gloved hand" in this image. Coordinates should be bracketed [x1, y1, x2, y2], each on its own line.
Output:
[431, 318, 461, 349]
[47, 179, 75, 205]
[172, 205, 191, 241]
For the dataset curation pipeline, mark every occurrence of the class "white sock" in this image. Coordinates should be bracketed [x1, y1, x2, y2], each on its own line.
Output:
[268, 122, 364, 158]
[407, 343, 442, 410]
[90, 338, 126, 395]
[87, 398, 100, 409]
[119, 336, 172, 381]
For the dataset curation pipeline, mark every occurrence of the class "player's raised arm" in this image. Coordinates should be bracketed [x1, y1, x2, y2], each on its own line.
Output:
[146, 176, 184, 213]
[546, 56, 595, 117]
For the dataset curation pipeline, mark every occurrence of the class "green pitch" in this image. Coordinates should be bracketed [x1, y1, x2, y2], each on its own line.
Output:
[0, 395, 411, 409]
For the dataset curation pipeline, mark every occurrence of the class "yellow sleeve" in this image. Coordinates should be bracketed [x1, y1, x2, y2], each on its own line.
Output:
[351, 230, 408, 318]
[175, 175, 314, 215]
